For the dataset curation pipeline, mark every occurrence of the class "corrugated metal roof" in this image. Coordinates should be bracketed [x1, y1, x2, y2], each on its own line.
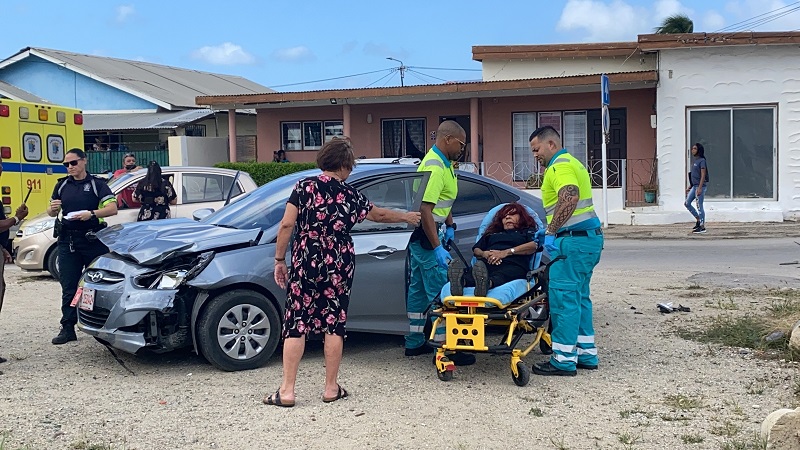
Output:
[83, 109, 214, 131]
[4, 47, 274, 109]
[0, 80, 51, 103]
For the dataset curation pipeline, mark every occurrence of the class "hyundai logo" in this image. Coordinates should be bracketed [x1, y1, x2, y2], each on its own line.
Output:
[86, 271, 104, 283]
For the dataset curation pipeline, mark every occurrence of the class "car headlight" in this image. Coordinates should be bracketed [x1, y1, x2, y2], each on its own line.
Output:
[157, 270, 188, 289]
[22, 218, 56, 236]
[152, 251, 216, 290]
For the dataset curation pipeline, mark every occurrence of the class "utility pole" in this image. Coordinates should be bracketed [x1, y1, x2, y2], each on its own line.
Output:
[386, 57, 406, 87]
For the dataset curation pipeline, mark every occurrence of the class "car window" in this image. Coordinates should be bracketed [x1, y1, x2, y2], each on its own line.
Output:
[451, 179, 498, 216]
[182, 174, 239, 204]
[352, 174, 424, 233]
[116, 174, 175, 210]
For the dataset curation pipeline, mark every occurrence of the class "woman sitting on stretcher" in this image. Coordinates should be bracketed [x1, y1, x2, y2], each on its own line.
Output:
[448, 202, 540, 298]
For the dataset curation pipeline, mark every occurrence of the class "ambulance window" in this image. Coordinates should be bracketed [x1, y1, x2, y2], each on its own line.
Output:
[22, 133, 42, 162]
[47, 135, 65, 163]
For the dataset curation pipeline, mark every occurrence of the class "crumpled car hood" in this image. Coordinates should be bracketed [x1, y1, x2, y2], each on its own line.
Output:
[97, 219, 261, 265]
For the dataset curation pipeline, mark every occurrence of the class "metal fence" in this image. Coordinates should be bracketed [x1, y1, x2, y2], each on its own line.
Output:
[85, 149, 170, 175]
[471, 157, 657, 207]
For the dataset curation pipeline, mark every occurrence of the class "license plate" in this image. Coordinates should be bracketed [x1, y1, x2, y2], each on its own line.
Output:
[78, 288, 95, 312]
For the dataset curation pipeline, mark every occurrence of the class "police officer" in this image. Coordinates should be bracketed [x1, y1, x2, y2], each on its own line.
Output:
[529, 126, 603, 376]
[404, 120, 475, 366]
[0, 157, 29, 365]
[48, 148, 117, 345]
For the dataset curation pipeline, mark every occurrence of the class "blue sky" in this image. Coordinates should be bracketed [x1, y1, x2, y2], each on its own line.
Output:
[3, 0, 800, 92]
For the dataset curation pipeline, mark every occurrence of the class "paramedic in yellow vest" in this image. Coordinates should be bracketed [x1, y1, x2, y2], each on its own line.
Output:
[404, 121, 474, 367]
[529, 126, 603, 376]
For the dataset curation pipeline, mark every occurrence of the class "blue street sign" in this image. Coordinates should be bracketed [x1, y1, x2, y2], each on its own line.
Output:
[601, 73, 610, 106]
[602, 105, 610, 135]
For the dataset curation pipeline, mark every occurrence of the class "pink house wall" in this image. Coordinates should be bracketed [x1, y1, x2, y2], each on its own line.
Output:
[255, 89, 656, 199]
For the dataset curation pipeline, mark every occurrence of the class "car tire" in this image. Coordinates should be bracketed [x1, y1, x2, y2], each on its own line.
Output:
[46, 247, 60, 281]
[196, 289, 281, 371]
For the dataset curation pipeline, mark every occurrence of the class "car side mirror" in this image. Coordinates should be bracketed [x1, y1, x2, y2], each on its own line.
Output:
[192, 208, 215, 221]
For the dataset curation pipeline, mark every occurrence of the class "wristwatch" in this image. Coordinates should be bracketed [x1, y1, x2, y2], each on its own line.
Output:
[446, 223, 457, 230]
[12, 216, 20, 225]
[510, 247, 515, 254]
[90, 210, 97, 219]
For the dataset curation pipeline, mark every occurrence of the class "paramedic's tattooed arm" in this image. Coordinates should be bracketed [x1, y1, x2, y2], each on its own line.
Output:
[546, 184, 579, 234]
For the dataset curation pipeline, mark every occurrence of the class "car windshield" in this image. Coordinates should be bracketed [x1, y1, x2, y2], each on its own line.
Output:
[106, 171, 139, 189]
[201, 169, 318, 232]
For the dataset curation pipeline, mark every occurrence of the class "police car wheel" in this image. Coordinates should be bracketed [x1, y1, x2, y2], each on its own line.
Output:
[196, 289, 281, 371]
[46, 248, 60, 281]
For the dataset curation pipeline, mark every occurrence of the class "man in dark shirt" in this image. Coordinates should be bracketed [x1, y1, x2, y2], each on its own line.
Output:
[47, 149, 117, 345]
[0, 160, 29, 367]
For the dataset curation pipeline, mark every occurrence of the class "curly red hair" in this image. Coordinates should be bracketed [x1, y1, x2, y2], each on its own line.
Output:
[483, 202, 538, 235]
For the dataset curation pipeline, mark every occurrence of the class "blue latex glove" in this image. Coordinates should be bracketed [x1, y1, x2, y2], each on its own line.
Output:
[434, 245, 452, 268]
[444, 226, 455, 245]
[544, 234, 558, 254]
[534, 229, 546, 245]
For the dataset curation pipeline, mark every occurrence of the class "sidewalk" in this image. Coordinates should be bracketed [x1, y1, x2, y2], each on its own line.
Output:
[602, 221, 800, 240]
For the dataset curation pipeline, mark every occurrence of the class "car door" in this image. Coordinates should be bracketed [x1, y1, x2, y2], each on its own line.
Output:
[347, 172, 429, 334]
[113, 173, 177, 223]
[178, 172, 243, 219]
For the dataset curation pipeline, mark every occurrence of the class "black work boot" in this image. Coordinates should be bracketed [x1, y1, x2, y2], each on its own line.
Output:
[532, 361, 576, 377]
[472, 260, 489, 297]
[52, 326, 77, 345]
[447, 259, 466, 296]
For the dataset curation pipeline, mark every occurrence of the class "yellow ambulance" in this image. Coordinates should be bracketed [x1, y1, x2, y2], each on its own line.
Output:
[0, 99, 84, 221]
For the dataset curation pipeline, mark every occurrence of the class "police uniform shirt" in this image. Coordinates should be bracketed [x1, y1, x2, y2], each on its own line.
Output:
[52, 175, 115, 231]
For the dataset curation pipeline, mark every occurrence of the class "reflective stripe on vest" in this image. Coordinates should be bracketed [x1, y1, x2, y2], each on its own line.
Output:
[417, 148, 457, 221]
[542, 152, 595, 226]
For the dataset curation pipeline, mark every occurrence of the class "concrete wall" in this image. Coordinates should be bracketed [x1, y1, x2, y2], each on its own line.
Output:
[168, 136, 229, 166]
[481, 55, 656, 81]
[656, 45, 798, 222]
[0, 56, 157, 111]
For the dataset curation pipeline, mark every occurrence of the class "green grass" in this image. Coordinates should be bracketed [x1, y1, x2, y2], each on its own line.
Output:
[718, 433, 767, 450]
[529, 407, 544, 417]
[549, 436, 568, 450]
[664, 394, 704, 410]
[681, 433, 705, 444]
[617, 432, 641, 449]
[766, 296, 800, 318]
[710, 420, 743, 438]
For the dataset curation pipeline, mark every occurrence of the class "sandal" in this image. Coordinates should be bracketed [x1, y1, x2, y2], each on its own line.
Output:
[322, 384, 349, 403]
[263, 390, 295, 408]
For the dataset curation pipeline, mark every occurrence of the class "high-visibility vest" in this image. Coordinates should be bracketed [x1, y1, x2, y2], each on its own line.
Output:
[541, 151, 597, 229]
[417, 147, 457, 223]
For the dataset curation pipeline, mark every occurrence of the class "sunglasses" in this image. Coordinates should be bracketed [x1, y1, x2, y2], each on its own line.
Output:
[63, 159, 83, 167]
[450, 136, 467, 151]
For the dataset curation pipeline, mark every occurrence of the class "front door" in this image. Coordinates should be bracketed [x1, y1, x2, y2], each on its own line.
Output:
[587, 108, 627, 187]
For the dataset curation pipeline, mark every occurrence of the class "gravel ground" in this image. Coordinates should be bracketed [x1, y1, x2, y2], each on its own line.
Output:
[0, 264, 797, 450]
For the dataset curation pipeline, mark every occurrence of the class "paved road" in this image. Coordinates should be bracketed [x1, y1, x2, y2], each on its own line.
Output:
[599, 237, 800, 287]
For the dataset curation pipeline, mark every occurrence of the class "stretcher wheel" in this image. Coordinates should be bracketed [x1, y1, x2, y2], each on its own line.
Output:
[437, 357, 454, 382]
[512, 361, 530, 387]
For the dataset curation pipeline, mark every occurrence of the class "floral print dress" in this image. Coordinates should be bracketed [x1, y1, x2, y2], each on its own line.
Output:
[135, 182, 176, 221]
[283, 174, 373, 339]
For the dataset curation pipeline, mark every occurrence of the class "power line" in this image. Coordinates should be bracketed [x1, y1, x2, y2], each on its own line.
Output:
[713, 1, 800, 33]
[364, 69, 397, 88]
[270, 68, 393, 88]
[407, 66, 482, 72]
[406, 69, 449, 83]
[382, 71, 398, 87]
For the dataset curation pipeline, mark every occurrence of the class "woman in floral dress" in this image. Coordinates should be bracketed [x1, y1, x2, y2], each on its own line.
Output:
[265, 137, 421, 407]
[134, 161, 176, 221]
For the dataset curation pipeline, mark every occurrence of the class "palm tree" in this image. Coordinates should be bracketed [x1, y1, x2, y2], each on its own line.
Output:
[654, 14, 694, 34]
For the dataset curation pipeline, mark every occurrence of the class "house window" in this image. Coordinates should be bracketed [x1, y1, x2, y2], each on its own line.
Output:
[381, 118, 426, 159]
[563, 111, 587, 166]
[513, 111, 589, 183]
[281, 121, 342, 150]
[512, 113, 536, 181]
[184, 124, 206, 137]
[688, 106, 776, 200]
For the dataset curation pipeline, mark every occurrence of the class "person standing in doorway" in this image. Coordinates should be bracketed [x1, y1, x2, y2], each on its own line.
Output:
[48, 149, 118, 345]
[685, 143, 709, 234]
[529, 126, 603, 376]
[404, 120, 475, 366]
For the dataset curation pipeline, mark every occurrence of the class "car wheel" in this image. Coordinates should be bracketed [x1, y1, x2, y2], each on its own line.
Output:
[196, 289, 281, 371]
[46, 248, 60, 281]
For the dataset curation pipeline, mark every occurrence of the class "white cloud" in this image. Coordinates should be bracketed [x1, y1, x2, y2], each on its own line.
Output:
[271, 46, 315, 63]
[191, 43, 256, 65]
[723, 0, 800, 31]
[557, 0, 648, 41]
[116, 5, 135, 23]
[654, 0, 692, 20]
[702, 10, 726, 31]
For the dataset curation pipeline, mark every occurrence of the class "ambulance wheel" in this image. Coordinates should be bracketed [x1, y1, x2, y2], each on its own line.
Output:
[512, 361, 530, 387]
[437, 357, 454, 382]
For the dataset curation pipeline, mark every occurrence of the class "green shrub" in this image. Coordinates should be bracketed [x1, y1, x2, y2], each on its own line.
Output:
[215, 162, 318, 186]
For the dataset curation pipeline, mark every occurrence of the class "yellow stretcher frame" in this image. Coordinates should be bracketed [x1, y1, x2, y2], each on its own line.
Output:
[427, 274, 552, 387]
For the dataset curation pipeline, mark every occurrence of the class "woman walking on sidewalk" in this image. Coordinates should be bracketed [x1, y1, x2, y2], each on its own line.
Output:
[685, 143, 709, 234]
